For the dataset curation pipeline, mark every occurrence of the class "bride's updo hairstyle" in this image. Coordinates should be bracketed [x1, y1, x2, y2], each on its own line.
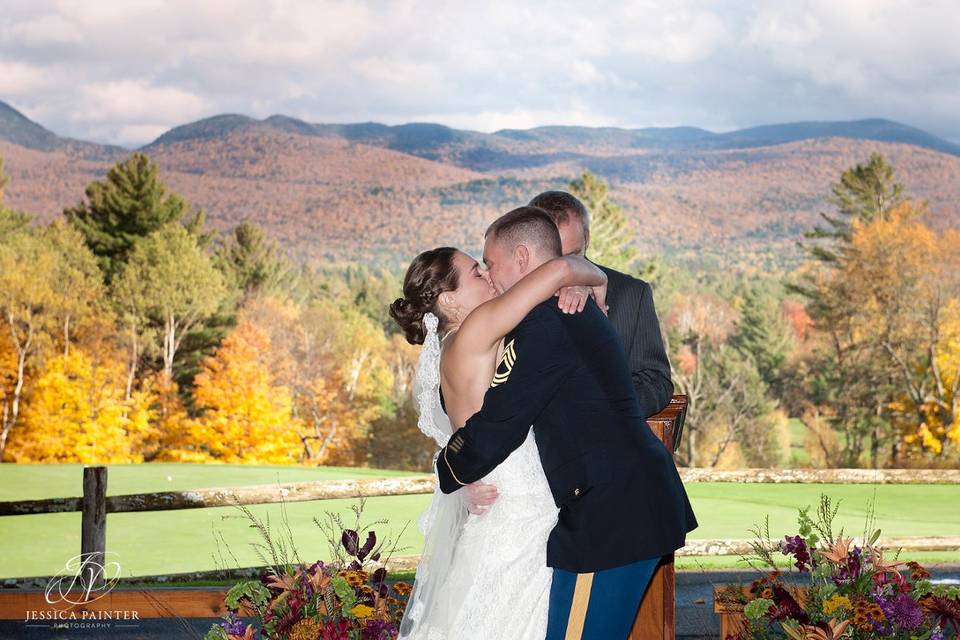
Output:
[390, 247, 459, 345]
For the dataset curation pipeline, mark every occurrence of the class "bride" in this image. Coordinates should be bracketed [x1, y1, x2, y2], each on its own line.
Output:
[389, 245, 606, 640]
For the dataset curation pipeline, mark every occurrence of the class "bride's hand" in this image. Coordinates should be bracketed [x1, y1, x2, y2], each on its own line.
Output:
[556, 284, 608, 315]
[556, 285, 591, 314]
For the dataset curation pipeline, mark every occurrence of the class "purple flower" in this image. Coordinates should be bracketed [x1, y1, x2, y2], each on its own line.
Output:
[362, 618, 398, 640]
[221, 612, 246, 635]
[890, 594, 924, 630]
[833, 546, 863, 584]
[780, 535, 813, 572]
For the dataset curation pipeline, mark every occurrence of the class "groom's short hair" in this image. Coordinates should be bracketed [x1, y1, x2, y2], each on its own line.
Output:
[486, 206, 562, 257]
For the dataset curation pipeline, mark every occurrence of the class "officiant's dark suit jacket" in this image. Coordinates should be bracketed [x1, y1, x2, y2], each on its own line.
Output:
[436, 298, 697, 574]
[598, 265, 673, 419]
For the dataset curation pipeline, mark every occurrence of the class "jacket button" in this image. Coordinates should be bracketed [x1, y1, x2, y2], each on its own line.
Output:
[573, 488, 581, 497]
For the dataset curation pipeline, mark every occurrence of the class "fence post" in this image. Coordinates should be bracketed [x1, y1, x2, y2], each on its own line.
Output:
[81, 465, 107, 590]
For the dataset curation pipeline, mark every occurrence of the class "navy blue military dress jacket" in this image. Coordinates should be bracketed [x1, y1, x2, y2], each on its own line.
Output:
[436, 298, 697, 574]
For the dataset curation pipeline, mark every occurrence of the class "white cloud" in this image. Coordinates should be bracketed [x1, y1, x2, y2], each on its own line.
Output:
[0, 0, 957, 145]
[75, 81, 209, 125]
[0, 61, 53, 96]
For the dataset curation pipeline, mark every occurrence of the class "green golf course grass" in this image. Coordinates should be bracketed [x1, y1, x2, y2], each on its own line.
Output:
[1, 463, 957, 578]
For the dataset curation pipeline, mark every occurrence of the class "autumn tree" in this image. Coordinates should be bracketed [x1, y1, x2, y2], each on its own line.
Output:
[368, 333, 436, 470]
[6, 348, 155, 463]
[0, 158, 8, 204]
[834, 203, 960, 460]
[568, 171, 641, 274]
[0, 161, 30, 238]
[787, 156, 918, 467]
[41, 221, 103, 357]
[170, 319, 300, 463]
[662, 291, 735, 465]
[65, 153, 205, 282]
[699, 345, 781, 467]
[0, 230, 60, 460]
[293, 300, 393, 465]
[111, 224, 227, 382]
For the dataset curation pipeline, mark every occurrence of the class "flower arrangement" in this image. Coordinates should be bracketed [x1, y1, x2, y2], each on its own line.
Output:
[717, 495, 960, 640]
[204, 500, 411, 640]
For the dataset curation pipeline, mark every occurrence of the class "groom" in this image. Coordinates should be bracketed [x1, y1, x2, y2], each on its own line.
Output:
[436, 206, 697, 640]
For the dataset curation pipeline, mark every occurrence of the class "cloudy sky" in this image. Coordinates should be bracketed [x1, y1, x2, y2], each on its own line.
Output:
[1, 0, 958, 147]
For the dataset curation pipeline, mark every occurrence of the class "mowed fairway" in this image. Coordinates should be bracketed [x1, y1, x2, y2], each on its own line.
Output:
[1, 464, 958, 578]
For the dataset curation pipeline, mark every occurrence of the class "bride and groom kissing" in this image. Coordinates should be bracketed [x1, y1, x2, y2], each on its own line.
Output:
[388, 191, 697, 640]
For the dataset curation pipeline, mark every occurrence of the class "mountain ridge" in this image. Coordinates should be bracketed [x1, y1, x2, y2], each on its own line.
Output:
[3, 99, 959, 164]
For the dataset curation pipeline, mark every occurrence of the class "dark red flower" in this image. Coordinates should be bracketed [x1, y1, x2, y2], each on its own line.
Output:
[921, 595, 960, 632]
[342, 529, 360, 556]
[321, 619, 351, 640]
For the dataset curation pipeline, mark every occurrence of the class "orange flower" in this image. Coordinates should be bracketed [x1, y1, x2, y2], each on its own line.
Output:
[869, 547, 904, 576]
[907, 560, 931, 581]
[288, 619, 321, 640]
[819, 537, 854, 564]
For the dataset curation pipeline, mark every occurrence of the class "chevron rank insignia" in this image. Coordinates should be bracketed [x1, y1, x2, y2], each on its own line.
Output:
[491, 339, 517, 387]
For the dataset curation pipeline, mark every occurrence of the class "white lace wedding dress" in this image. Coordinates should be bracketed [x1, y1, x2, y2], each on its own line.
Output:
[399, 314, 559, 640]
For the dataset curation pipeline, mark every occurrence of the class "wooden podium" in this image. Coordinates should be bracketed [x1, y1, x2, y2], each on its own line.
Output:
[629, 394, 688, 640]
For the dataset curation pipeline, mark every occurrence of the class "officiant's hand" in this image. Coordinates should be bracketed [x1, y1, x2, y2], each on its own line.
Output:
[464, 481, 498, 515]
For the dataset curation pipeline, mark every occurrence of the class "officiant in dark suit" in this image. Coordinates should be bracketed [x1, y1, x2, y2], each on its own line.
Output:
[528, 190, 674, 419]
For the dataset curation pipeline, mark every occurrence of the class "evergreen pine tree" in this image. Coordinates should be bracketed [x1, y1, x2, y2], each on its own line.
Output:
[568, 172, 640, 273]
[215, 222, 293, 297]
[65, 153, 205, 282]
[799, 152, 905, 264]
[729, 284, 792, 392]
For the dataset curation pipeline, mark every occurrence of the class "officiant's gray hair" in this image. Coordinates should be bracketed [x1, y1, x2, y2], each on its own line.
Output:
[528, 191, 590, 244]
[485, 206, 562, 257]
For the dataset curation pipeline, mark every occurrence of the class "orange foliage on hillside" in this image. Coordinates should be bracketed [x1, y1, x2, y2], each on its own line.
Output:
[4, 134, 958, 271]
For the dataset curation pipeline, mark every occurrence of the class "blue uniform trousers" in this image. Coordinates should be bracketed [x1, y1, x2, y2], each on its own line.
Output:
[546, 556, 661, 640]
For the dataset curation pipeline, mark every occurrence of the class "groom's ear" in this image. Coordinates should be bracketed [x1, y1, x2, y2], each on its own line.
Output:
[514, 244, 530, 271]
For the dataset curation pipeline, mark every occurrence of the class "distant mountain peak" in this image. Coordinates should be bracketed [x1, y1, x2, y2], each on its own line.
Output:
[0, 99, 125, 158]
[709, 118, 960, 156]
[147, 113, 260, 146]
[0, 100, 65, 151]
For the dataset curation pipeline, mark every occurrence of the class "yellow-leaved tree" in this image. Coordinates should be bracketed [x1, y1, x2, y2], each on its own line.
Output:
[294, 300, 393, 466]
[6, 348, 155, 463]
[897, 297, 960, 455]
[169, 319, 301, 463]
[234, 294, 394, 465]
[832, 202, 960, 458]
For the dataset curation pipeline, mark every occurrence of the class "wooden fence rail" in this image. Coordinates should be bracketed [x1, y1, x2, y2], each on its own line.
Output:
[5, 467, 956, 519]
[0, 475, 438, 517]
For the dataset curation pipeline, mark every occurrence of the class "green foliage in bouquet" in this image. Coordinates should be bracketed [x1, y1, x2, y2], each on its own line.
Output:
[205, 499, 412, 640]
[718, 495, 960, 640]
